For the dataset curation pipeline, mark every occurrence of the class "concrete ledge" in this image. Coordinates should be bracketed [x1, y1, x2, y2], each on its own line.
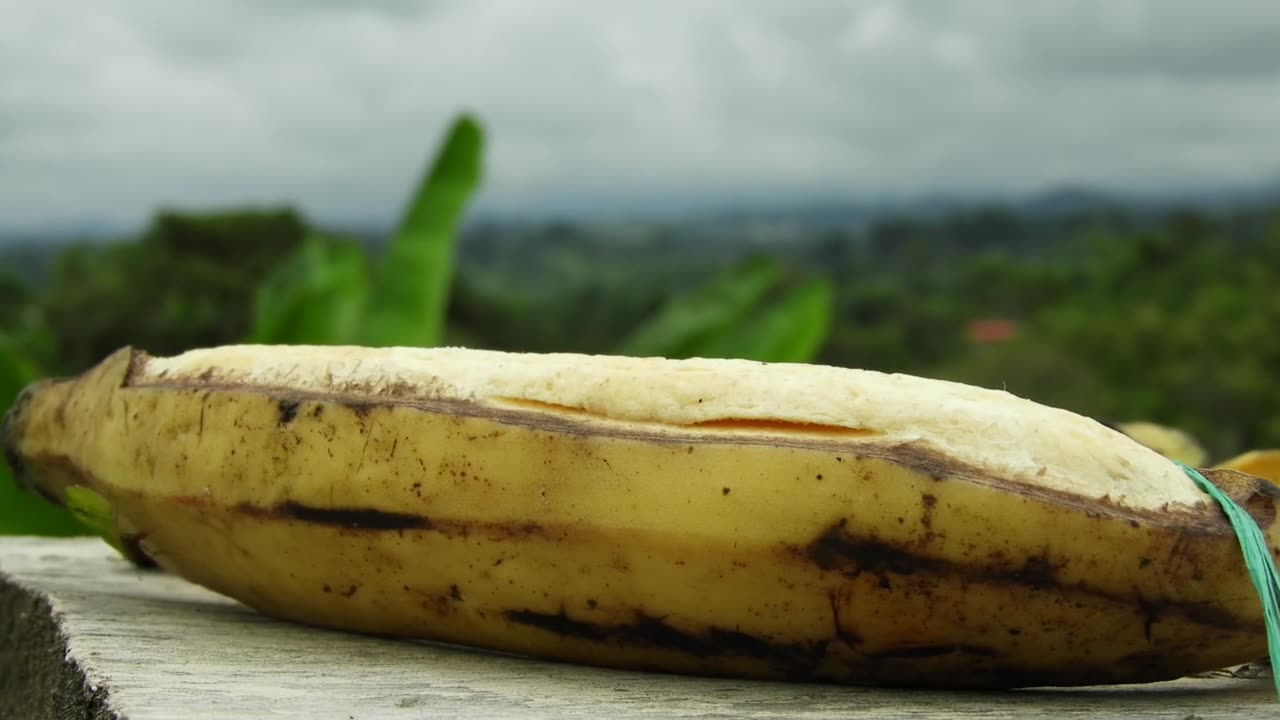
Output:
[0, 536, 1276, 719]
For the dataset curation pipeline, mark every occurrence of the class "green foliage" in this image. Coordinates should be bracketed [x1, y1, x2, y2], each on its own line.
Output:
[63, 486, 121, 551]
[914, 211, 1280, 460]
[0, 337, 85, 535]
[249, 115, 485, 348]
[357, 116, 484, 347]
[249, 235, 370, 345]
[616, 258, 782, 358]
[39, 209, 305, 373]
[0, 273, 30, 330]
[445, 273, 665, 355]
[694, 279, 833, 363]
[612, 254, 834, 363]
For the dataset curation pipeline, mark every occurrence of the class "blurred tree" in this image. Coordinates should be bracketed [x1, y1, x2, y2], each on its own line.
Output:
[40, 209, 305, 372]
[946, 208, 1027, 255]
[0, 272, 30, 331]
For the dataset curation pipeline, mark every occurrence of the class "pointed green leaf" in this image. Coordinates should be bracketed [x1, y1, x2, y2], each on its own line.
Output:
[248, 234, 369, 345]
[694, 278, 834, 363]
[64, 485, 123, 551]
[358, 115, 485, 347]
[616, 258, 782, 358]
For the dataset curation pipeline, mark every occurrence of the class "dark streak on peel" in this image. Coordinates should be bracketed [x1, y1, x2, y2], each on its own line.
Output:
[808, 519, 946, 577]
[804, 518, 1251, 632]
[229, 499, 549, 541]
[273, 502, 429, 531]
[867, 644, 1000, 660]
[504, 608, 827, 671]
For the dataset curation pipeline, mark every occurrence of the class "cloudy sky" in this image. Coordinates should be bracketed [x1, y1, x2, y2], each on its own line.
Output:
[3, 1, 1280, 232]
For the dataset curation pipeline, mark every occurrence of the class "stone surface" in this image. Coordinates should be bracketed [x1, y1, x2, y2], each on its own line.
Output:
[0, 536, 1276, 719]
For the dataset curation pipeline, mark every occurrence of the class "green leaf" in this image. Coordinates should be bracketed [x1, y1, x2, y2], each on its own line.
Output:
[616, 258, 782, 358]
[64, 485, 122, 551]
[693, 278, 834, 363]
[0, 337, 85, 536]
[247, 234, 369, 345]
[358, 115, 485, 347]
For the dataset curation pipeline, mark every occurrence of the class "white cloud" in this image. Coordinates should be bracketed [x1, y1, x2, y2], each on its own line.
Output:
[1, 0, 1278, 231]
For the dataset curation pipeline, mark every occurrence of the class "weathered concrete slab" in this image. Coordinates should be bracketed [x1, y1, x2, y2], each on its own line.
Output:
[0, 536, 1275, 719]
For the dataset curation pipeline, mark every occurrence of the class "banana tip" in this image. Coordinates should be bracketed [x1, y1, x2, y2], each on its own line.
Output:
[3, 379, 49, 496]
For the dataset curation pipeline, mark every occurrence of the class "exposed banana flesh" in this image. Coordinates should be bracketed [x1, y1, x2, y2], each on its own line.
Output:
[4, 345, 1279, 689]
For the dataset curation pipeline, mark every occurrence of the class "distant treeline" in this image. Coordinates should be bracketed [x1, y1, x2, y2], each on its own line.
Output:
[2, 199, 1278, 459]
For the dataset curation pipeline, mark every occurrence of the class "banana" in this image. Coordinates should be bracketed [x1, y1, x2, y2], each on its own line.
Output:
[1110, 421, 1210, 467]
[1218, 450, 1280, 485]
[4, 345, 1279, 689]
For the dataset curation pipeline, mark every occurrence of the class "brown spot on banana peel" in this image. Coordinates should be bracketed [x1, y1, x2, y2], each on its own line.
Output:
[277, 399, 300, 424]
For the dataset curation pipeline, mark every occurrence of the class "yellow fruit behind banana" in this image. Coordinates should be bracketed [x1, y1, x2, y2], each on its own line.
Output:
[1109, 420, 1280, 486]
[1111, 421, 1209, 467]
[4, 345, 1279, 689]
[1219, 450, 1280, 485]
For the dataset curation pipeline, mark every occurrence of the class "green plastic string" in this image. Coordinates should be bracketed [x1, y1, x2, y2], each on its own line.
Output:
[1176, 461, 1280, 696]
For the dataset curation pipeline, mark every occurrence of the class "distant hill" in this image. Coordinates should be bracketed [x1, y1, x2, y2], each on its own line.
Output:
[4, 179, 1280, 249]
[4, 181, 1278, 293]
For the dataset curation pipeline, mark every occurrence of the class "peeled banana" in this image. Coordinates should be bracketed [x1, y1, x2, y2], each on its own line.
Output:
[5, 345, 1279, 689]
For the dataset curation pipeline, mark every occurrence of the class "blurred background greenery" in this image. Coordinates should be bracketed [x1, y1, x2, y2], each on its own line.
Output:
[2, 113, 1278, 535]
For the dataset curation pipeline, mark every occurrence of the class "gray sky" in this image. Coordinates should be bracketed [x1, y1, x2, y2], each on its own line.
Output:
[3, 0, 1280, 232]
